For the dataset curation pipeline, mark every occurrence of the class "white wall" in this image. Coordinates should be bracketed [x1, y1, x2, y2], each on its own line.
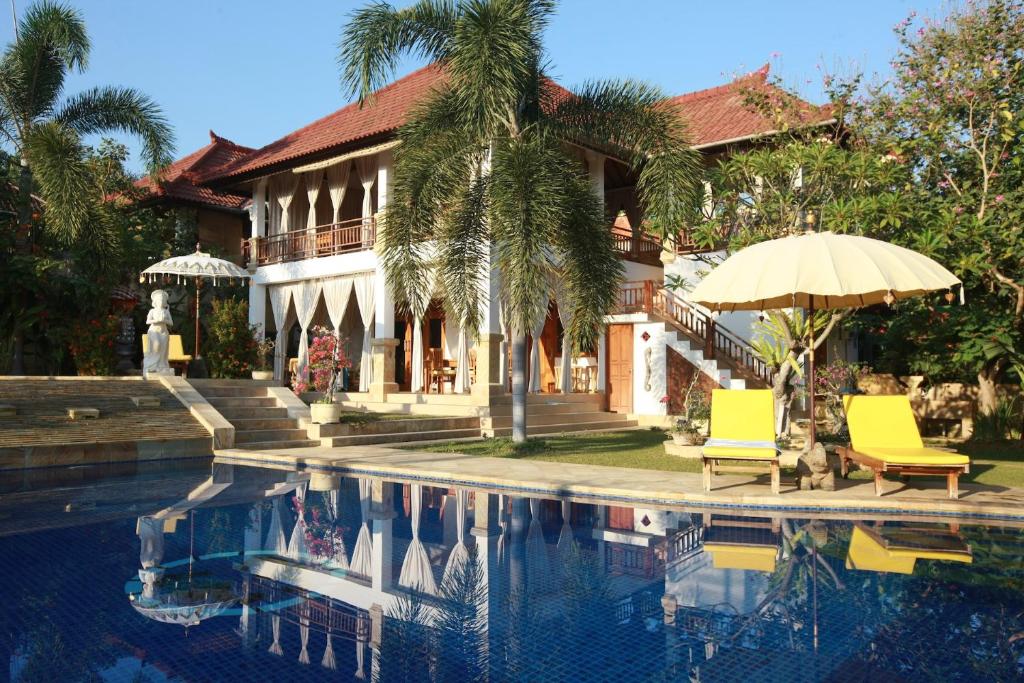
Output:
[633, 321, 670, 416]
[664, 251, 758, 343]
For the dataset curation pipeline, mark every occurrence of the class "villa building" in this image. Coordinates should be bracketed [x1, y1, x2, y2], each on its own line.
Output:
[152, 64, 833, 424]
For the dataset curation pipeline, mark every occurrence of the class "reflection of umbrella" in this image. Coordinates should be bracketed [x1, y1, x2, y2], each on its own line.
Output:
[689, 231, 961, 444]
[131, 594, 237, 626]
[140, 243, 251, 359]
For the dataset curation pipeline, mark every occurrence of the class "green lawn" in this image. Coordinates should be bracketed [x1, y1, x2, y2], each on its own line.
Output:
[417, 429, 1024, 488]
[337, 411, 444, 425]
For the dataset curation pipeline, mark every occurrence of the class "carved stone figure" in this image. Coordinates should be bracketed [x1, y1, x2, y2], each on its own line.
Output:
[797, 442, 836, 491]
[142, 289, 174, 378]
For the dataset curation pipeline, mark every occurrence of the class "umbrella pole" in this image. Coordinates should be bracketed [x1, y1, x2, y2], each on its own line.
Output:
[807, 301, 816, 447]
[195, 278, 202, 359]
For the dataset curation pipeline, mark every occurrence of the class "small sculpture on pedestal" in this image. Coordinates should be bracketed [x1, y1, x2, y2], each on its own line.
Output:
[142, 289, 174, 378]
[797, 442, 836, 491]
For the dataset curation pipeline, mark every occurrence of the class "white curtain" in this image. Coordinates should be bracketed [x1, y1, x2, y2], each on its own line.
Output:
[268, 614, 283, 656]
[265, 497, 288, 555]
[298, 614, 310, 665]
[442, 489, 470, 587]
[454, 328, 471, 394]
[276, 175, 299, 233]
[526, 497, 551, 593]
[268, 182, 280, 235]
[287, 482, 309, 562]
[409, 269, 436, 393]
[354, 274, 376, 391]
[356, 156, 376, 219]
[556, 295, 575, 393]
[290, 281, 322, 382]
[243, 504, 263, 557]
[327, 162, 351, 223]
[350, 478, 373, 576]
[322, 633, 337, 670]
[528, 297, 550, 393]
[269, 285, 293, 381]
[322, 277, 354, 333]
[399, 484, 437, 595]
[557, 499, 574, 558]
[138, 516, 164, 569]
[355, 639, 367, 680]
[304, 169, 323, 230]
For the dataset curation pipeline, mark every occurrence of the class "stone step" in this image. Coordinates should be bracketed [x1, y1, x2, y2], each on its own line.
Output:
[309, 416, 480, 439]
[489, 393, 606, 406]
[485, 420, 640, 438]
[323, 428, 483, 447]
[217, 406, 289, 420]
[230, 417, 301, 431]
[486, 401, 607, 417]
[239, 439, 322, 451]
[195, 385, 269, 399]
[482, 411, 631, 429]
[234, 428, 312, 444]
[205, 396, 279, 409]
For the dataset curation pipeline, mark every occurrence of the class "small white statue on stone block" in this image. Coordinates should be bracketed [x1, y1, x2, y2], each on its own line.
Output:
[143, 289, 175, 378]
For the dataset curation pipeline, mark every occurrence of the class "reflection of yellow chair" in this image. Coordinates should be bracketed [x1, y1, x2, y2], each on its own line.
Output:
[702, 513, 781, 572]
[142, 335, 192, 375]
[839, 395, 970, 499]
[702, 389, 780, 493]
[845, 524, 973, 574]
[703, 543, 778, 572]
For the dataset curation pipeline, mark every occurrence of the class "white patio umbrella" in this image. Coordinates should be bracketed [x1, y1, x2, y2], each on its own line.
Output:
[140, 243, 251, 359]
[689, 231, 962, 444]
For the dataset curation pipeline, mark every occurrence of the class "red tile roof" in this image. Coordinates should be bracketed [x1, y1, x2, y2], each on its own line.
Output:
[201, 63, 831, 185]
[135, 131, 253, 210]
[670, 64, 833, 148]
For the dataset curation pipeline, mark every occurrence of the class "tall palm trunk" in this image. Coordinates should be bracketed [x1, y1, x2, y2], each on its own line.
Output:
[11, 159, 33, 375]
[510, 332, 528, 443]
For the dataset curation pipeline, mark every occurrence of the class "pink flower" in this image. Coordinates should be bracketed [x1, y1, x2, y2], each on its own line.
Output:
[995, 194, 1005, 203]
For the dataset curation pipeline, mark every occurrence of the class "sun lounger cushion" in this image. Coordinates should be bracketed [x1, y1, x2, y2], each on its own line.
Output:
[855, 446, 969, 467]
[843, 394, 924, 449]
[846, 526, 972, 574]
[703, 389, 779, 460]
[704, 543, 778, 572]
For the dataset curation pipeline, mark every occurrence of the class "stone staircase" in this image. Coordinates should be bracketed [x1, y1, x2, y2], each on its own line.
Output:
[481, 393, 638, 438]
[191, 380, 319, 450]
[310, 416, 483, 447]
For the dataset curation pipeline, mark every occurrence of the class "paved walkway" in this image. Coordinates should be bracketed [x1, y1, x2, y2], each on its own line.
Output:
[215, 444, 1024, 522]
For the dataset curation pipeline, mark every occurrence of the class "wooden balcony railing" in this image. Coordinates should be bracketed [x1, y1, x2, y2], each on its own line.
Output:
[615, 279, 772, 385]
[243, 216, 376, 267]
[611, 229, 663, 265]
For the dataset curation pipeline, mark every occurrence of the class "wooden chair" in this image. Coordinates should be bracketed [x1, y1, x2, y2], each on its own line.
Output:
[838, 395, 971, 499]
[702, 389, 781, 494]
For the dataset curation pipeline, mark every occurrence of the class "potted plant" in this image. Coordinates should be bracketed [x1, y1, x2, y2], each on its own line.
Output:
[251, 326, 275, 381]
[666, 372, 711, 446]
[302, 326, 352, 424]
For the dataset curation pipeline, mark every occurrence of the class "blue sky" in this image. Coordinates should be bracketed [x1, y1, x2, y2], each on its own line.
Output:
[2, 0, 943, 172]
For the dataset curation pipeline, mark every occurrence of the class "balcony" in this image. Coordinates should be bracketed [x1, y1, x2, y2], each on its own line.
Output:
[243, 216, 376, 267]
[611, 229, 663, 266]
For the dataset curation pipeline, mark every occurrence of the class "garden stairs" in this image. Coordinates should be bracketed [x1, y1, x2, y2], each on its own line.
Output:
[480, 393, 638, 438]
[192, 380, 320, 450]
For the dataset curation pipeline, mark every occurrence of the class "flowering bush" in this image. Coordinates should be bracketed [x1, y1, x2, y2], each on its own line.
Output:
[814, 360, 870, 435]
[69, 314, 120, 375]
[293, 326, 351, 403]
[293, 495, 348, 566]
[206, 297, 258, 378]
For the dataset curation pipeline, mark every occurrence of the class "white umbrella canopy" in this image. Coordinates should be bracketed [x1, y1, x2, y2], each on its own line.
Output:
[688, 232, 962, 312]
[140, 244, 251, 359]
[688, 231, 962, 446]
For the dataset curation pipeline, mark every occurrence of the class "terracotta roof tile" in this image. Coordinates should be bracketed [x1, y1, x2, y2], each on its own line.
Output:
[135, 132, 253, 210]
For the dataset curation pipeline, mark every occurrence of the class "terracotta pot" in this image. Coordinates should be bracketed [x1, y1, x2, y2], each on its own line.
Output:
[310, 402, 342, 424]
[251, 370, 274, 381]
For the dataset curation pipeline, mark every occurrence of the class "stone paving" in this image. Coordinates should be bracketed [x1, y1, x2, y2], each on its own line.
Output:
[215, 443, 1024, 522]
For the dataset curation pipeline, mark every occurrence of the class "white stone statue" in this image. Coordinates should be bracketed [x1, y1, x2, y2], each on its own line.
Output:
[142, 289, 174, 378]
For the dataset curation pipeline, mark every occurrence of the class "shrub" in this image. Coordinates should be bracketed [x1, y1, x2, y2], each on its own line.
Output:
[68, 314, 120, 375]
[972, 397, 1023, 442]
[205, 297, 258, 378]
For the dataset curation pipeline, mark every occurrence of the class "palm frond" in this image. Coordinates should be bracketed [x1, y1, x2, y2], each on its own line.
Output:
[438, 172, 490, 333]
[56, 86, 174, 172]
[16, 0, 89, 71]
[23, 120, 90, 242]
[339, 0, 457, 103]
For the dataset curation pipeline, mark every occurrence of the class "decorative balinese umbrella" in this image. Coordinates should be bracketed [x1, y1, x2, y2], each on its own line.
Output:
[689, 231, 962, 445]
[140, 244, 250, 360]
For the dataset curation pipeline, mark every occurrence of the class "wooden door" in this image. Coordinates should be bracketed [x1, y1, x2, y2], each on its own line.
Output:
[607, 324, 633, 413]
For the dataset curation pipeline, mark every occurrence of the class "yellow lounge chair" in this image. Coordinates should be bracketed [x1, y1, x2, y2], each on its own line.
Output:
[845, 523, 972, 574]
[838, 395, 970, 499]
[702, 389, 780, 494]
[142, 335, 193, 375]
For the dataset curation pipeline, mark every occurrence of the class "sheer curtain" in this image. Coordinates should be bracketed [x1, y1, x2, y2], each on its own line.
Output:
[322, 278, 353, 334]
[269, 285, 293, 381]
[304, 170, 322, 230]
[290, 281, 322, 382]
[528, 296, 550, 393]
[264, 497, 287, 555]
[326, 163, 350, 223]
[356, 156, 376, 244]
[409, 269, 435, 393]
[354, 274, 375, 391]
[399, 484, 437, 595]
[556, 294, 575, 393]
[277, 175, 299, 233]
[454, 328, 470, 393]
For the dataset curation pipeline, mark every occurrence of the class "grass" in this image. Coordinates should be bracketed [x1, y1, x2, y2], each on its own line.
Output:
[336, 411, 442, 425]
[418, 429, 1024, 489]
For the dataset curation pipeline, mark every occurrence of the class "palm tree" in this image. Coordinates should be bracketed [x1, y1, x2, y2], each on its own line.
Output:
[340, 0, 701, 441]
[0, 1, 174, 373]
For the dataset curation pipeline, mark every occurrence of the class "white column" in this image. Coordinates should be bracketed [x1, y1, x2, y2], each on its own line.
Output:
[376, 150, 392, 212]
[249, 282, 267, 332]
[596, 328, 607, 392]
[371, 518, 392, 592]
[373, 268, 394, 339]
[585, 150, 606, 211]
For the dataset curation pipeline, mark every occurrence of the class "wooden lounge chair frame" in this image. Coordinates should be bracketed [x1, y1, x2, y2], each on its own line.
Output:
[838, 446, 969, 499]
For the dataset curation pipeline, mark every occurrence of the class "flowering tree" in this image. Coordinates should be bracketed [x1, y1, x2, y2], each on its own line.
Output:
[293, 326, 352, 402]
[856, 0, 1024, 414]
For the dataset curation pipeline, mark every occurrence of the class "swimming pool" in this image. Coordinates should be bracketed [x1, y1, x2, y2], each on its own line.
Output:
[1, 459, 1022, 682]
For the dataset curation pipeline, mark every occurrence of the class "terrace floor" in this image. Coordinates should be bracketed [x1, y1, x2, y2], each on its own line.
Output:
[214, 442, 1024, 522]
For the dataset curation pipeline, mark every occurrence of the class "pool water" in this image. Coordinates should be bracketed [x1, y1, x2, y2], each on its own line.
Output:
[1, 460, 1023, 682]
